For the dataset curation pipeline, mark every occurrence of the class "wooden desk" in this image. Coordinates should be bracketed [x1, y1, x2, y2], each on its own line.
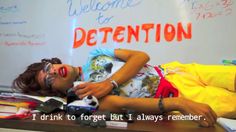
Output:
[0, 112, 225, 132]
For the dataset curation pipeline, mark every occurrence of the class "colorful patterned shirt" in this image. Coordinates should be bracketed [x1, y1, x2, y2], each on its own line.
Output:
[82, 48, 162, 98]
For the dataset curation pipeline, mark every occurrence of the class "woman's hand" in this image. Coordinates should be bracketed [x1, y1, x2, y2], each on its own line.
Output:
[177, 97, 217, 127]
[73, 80, 113, 99]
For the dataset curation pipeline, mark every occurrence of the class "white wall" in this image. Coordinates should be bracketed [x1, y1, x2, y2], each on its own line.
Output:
[0, 0, 235, 88]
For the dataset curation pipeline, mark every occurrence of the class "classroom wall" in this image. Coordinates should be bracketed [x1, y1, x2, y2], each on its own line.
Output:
[0, 0, 235, 89]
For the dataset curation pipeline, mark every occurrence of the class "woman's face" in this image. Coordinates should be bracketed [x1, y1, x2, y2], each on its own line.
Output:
[37, 63, 79, 93]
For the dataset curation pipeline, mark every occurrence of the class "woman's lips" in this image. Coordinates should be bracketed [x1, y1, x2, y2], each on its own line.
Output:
[58, 66, 67, 78]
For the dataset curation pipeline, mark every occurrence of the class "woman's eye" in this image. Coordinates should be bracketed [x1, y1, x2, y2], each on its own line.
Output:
[43, 63, 52, 73]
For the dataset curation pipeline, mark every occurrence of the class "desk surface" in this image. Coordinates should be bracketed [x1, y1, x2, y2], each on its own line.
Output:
[0, 112, 225, 132]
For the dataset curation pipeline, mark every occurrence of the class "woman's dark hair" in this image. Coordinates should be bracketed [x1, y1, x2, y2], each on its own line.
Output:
[12, 58, 66, 97]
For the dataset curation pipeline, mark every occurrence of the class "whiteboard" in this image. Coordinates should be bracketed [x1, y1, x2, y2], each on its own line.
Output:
[0, 0, 235, 88]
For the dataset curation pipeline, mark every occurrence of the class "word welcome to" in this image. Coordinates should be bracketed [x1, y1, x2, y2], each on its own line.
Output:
[67, 0, 141, 17]
[73, 22, 192, 48]
[67, 0, 141, 24]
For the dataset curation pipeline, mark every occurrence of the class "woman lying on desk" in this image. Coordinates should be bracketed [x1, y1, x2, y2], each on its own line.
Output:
[13, 48, 236, 127]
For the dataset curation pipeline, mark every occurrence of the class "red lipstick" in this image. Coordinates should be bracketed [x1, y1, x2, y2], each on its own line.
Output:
[58, 66, 67, 77]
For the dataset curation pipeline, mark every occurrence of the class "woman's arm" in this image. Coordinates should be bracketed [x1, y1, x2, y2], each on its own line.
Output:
[74, 49, 150, 99]
[107, 48, 150, 86]
[99, 95, 217, 127]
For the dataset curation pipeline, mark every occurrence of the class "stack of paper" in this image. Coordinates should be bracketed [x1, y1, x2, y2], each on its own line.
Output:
[0, 92, 66, 119]
[0, 98, 36, 119]
[217, 117, 236, 132]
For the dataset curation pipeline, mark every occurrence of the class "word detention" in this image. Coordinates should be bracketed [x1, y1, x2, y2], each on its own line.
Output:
[73, 22, 192, 48]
